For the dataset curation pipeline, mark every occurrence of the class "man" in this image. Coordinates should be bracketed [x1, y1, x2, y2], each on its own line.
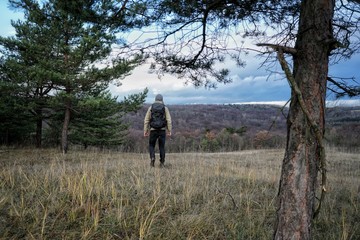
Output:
[144, 94, 172, 167]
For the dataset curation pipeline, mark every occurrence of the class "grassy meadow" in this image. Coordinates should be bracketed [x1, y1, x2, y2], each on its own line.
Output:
[0, 148, 359, 239]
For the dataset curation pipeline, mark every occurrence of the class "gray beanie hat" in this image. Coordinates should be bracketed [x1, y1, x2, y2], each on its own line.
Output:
[155, 94, 163, 101]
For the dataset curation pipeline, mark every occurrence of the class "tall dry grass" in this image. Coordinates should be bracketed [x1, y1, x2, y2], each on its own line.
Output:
[0, 148, 358, 239]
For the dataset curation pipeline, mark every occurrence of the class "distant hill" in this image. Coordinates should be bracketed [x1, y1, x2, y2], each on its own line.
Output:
[127, 103, 360, 134]
[127, 104, 288, 135]
[124, 104, 360, 152]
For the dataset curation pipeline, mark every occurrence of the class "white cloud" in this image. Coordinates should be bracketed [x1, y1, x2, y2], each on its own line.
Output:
[0, 3, 23, 37]
[109, 63, 193, 99]
[326, 99, 360, 107]
[111, 58, 291, 104]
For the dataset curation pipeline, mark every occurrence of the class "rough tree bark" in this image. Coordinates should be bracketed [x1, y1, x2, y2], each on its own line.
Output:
[273, 0, 334, 239]
[35, 108, 42, 148]
[61, 97, 71, 154]
[61, 50, 71, 154]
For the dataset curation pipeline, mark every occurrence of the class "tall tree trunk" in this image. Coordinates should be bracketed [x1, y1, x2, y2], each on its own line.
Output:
[61, 98, 71, 154]
[35, 108, 42, 148]
[274, 0, 334, 239]
[61, 49, 70, 154]
[5, 129, 10, 146]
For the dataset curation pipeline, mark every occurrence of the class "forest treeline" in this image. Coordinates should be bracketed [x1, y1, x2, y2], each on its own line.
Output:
[1, 102, 359, 152]
[122, 104, 360, 153]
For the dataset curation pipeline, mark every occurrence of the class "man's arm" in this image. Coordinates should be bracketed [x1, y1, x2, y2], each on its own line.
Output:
[165, 107, 172, 136]
[144, 107, 151, 137]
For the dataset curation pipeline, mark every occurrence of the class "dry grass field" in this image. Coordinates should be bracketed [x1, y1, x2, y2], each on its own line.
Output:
[0, 148, 359, 239]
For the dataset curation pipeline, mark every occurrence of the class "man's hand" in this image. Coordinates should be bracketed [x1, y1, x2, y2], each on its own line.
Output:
[144, 132, 149, 137]
[167, 131, 171, 137]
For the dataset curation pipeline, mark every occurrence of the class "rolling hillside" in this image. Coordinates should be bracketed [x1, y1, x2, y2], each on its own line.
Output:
[124, 104, 360, 152]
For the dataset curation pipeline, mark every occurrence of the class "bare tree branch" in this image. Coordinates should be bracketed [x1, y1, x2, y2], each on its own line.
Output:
[256, 43, 297, 55]
[327, 76, 360, 97]
[113, 0, 129, 18]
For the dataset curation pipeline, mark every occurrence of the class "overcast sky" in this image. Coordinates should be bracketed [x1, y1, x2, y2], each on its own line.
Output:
[1, 1, 359, 106]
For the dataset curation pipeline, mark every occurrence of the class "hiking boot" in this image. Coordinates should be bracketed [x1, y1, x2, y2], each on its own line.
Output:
[150, 159, 155, 167]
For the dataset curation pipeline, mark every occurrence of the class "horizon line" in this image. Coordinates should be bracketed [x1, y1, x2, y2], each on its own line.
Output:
[144, 99, 360, 107]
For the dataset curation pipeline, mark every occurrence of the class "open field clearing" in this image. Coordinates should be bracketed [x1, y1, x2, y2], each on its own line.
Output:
[0, 148, 359, 239]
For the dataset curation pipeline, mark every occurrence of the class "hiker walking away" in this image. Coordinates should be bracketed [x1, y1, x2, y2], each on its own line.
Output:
[144, 94, 172, 167]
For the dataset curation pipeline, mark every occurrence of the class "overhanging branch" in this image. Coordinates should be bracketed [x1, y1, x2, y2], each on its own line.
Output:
[188, 1, 223, 66]
[327, 76, 360, 97]
[256, 43, 297, 55]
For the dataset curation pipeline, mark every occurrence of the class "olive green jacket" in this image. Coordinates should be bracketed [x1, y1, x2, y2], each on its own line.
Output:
[144, 101, 172, 134]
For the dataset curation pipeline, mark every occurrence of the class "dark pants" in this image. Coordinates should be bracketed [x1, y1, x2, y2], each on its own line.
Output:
[149, 130, 166, 163]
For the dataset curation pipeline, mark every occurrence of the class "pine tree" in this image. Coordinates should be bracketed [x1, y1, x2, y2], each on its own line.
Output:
[0, 67, 35, 145]
[0, 15, 55, 147]
[69, 90, 147, 149]
[3, 0, 145, 152]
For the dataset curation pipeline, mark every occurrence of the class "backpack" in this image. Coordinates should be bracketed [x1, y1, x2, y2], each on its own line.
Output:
[150, 102, 167, 129]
